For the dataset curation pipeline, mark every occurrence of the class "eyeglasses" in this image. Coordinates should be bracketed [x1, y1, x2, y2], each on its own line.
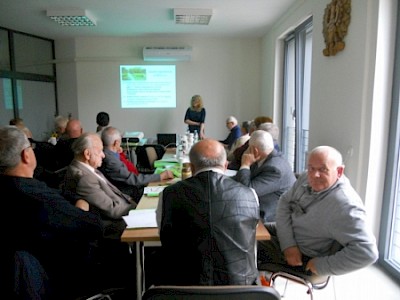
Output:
[23, 141, 36, 151]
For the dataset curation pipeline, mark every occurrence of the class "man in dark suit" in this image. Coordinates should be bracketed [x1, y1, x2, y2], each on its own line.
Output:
[156, 139, 260, 286]
[219, 115, 242, 150]
[54, 118, 83, 169]
[234, 130, 296, 224]
[0, 126, 104, 299]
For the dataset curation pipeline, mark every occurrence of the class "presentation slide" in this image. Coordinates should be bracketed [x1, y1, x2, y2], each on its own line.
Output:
[120, 65, 176, 108]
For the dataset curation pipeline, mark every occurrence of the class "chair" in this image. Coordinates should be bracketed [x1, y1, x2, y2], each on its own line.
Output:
[13, 251, 51, 299]
[260, 242, 342, 300]
[135, 144, 165, 174]
[142, 285, 281, 300]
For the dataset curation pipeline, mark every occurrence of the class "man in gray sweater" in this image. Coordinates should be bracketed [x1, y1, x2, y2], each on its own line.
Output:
[258, 145, 378, 276]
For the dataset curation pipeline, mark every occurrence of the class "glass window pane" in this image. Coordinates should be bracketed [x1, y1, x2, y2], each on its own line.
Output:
[282, 37, 296, 170]
[0, 78, 15, 125]
[16, 80, 56, 140]
[0, 28, 10, 71]
[14, 33, 54, 75]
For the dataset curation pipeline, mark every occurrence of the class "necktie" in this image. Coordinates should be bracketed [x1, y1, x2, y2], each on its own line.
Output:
[94, 169, 134, 204]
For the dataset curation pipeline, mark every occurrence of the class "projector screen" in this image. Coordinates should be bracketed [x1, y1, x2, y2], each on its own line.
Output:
[120, 65, 176, 108]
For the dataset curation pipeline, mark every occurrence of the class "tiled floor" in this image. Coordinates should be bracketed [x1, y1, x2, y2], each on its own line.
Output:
[270, 264, 400, 300]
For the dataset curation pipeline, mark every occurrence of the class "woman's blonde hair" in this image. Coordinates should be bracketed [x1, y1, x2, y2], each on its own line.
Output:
[190, 95, 203, 111]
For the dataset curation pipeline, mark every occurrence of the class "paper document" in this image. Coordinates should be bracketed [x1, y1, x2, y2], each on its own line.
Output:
[123, 209, 157, 228]
[144, 185, 166, 196]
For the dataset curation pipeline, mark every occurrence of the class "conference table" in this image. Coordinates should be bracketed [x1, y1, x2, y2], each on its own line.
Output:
[121, 149, 270, 300]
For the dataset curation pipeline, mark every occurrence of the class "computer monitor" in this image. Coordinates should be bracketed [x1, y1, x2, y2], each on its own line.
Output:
[157, 133, 177, 148]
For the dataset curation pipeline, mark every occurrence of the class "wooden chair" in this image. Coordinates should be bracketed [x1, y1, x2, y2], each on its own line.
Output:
[142, 285, 281, 300]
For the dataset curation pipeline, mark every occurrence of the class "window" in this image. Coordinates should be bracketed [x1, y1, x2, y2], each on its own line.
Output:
[281, 17, 312, 173]
[379, 4, 400, 281]
[0, 27, 57, 139]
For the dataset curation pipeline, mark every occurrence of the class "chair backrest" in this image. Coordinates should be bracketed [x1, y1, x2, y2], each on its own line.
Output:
[142, 285, 281, 300]
[14, 251, 51, 299]
[135, 144, 165, 173]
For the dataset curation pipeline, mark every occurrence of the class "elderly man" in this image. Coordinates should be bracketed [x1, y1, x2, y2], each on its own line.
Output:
[219, 116, 242, 150]
[234, 130, 296, 224]
[0, 126, 104, 299]
[54, 118, 84, 169]
[258, 146, 379, 276]
[62, 132, 138, 290]
[99, 126, 173, 202]
[63, 132, 137, 239]
[155, 139, 260, 286]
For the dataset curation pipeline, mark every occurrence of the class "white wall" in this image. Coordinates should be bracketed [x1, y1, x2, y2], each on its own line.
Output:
[55, 37, 262, 140]
[54, 0, 397, 238]
[262, 0, 397, 238]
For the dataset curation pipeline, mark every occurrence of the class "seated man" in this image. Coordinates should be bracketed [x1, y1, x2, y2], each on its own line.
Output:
[99, 126, 173, 201]
[219, 116, 241, 150]
[227, 120, 252, 161]
[234, 130, 296, 224]
[62, 132, 138, 290]
[258, 146, 379, 277]
[63, 132, 137, 239]
[228, 115, 273, 170]
[54, 118, 83, 169]
[156, 139, 260, 285]
[0, 126, 104, 299]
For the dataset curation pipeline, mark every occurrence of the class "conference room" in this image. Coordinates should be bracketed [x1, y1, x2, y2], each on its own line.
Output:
[1, 0, 400, 299]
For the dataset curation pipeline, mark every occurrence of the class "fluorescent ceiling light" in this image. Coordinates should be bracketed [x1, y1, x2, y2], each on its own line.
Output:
[174, 8, 212, 25]
[46, 9, 96, 26]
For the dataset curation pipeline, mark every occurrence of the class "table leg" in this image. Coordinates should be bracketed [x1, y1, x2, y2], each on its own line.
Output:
[136, 242, 142, 300]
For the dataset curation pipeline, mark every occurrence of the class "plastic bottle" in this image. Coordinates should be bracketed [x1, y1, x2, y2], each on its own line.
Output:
[194, 130, 199, 144]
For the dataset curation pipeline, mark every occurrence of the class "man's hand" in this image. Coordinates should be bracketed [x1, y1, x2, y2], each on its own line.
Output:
[306, 258, 318, 274]
[75, 199, 90, 211]
[160, 170, 174, 180]
[241, 147, 257, 168]
[284, 246, 303, 266]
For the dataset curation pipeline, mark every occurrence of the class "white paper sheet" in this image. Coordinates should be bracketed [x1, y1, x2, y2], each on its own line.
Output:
[123, 208, 157, 228]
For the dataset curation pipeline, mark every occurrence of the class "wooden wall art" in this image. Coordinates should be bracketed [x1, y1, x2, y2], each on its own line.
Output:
[322, 0, 351, 56]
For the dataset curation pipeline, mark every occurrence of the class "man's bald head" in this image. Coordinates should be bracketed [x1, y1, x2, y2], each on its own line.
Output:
[189, 139, 227, 173]
[66, 119, 83, 138]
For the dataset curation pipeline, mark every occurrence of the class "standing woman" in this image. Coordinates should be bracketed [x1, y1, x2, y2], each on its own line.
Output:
[184, 95, 206, 139]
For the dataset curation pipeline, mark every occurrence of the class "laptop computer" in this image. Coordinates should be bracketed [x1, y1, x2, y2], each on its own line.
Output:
[157, 133, 177, 148]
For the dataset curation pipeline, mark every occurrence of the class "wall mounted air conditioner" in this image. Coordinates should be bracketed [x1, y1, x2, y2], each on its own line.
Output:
[143, 46, 192, 61]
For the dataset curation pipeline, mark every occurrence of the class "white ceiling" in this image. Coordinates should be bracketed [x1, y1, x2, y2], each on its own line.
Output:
[0, 0, 297, 40]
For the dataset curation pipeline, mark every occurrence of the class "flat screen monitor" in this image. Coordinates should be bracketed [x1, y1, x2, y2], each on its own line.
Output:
[157, 133, 177, 148]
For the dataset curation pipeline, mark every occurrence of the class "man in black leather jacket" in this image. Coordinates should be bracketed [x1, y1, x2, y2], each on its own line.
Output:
[156, 139, 260, 286]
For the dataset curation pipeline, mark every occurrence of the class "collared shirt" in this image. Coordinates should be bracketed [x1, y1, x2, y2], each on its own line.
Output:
[76, 160, 106, 183]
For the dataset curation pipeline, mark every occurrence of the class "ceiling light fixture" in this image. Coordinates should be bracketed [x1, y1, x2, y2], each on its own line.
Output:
[46, 9, 96, 26]
[174, 8, 212, 25]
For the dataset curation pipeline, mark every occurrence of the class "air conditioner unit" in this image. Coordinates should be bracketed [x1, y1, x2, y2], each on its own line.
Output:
[143, 46, 192, 61]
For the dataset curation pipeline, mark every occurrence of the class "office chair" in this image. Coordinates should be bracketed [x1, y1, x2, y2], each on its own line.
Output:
[259, 242, 342, 300]
[142, 285, 281, 300]
[135, 144, 165, 174]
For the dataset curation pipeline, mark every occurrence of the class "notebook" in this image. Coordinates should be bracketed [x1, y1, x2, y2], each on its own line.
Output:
[157, 133, 177, 147]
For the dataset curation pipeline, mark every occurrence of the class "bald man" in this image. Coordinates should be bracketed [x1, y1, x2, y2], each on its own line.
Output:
[65, 118, 83, 138]
[258, 146, 378, 277]
[54, 119, 83, 169]
[155, 139, 260, 286]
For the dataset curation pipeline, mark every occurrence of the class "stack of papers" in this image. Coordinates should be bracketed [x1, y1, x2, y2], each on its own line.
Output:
[123, 209, 157, 229]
